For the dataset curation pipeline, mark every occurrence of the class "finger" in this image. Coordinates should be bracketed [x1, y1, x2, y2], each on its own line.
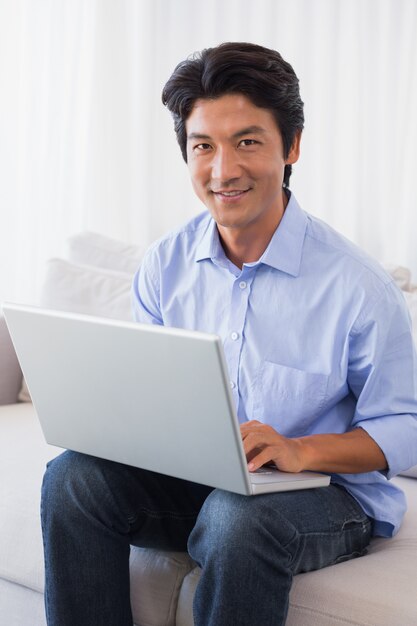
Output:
[242, 431, 267, 456]
[247, 448, 277, 472]
[240, 422, 268, 439]
[240, 420, 262, 433]
[241, 425, 279, 452]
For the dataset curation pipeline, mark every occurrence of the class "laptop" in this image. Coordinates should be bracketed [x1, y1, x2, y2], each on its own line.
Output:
[2, 303, 330, 495]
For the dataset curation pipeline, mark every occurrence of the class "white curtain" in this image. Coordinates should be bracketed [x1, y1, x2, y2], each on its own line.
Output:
[1, 0, 416, 302]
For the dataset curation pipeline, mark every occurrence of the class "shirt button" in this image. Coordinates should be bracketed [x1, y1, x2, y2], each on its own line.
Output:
[239, 281, 247, 289]
[230, 331, 239, 341]
[230, 381, 236, 389]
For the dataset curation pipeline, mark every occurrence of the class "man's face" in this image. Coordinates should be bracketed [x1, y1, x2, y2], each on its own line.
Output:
[185, 93, 300, 236]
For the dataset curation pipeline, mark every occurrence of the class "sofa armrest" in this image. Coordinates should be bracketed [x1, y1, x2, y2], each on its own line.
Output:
[0, 315, 23, 405]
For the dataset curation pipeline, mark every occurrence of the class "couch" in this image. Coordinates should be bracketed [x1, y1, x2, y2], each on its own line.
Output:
[1, 231, 417, 626]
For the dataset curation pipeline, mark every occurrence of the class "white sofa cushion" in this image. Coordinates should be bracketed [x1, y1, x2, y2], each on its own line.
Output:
[176, 477, 417, 626]
[65, 231, 144, 275]
[130, 549, 194, 626]
[0, 404, 192, 626]
[18, 233, 144, 402]
[42, 231, 144, 320]
[40, 258, 134, 321]
[0, 580, 46, 626]
[0, 404, 60, 594]
[400, 464, 417, 478]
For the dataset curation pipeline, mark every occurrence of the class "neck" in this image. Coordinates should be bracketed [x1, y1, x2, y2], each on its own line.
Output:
[218, 191, 289, 269]
[218, 230, 272, 269]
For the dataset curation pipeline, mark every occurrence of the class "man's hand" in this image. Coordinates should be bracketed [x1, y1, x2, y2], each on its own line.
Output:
[240, 421, 305, 473]
[240, 420, 388, 474]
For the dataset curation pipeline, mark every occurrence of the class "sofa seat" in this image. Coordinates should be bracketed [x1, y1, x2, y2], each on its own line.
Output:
[1, 402, 417, 626]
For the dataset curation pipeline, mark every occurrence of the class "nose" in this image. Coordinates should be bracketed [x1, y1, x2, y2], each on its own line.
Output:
[211, 146, 242, 186]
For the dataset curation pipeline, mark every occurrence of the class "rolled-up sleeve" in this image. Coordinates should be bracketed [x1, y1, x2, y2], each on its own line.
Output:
[348, 281, 417, 479]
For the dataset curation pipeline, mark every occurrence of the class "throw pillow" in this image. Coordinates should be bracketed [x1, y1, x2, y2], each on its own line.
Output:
[65, 231, 144, 275]
[40, 258, 134, 321]
[400, 465, 417, 479]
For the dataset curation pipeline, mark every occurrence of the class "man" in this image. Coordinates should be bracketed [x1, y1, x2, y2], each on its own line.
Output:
[41, 42, 417, 625]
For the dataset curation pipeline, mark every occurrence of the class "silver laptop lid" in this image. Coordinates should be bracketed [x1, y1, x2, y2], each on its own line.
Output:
[3, 303, 251, 494]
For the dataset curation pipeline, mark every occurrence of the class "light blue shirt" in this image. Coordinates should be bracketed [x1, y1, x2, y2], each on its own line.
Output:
[132, 193, 417, 537]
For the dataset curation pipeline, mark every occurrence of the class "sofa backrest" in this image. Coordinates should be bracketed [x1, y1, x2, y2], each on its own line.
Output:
[0, 315, 23, 405]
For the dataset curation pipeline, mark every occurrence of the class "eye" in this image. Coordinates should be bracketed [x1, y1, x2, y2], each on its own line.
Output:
[194, 143, 212, 152]
[239, 139, 258, 147]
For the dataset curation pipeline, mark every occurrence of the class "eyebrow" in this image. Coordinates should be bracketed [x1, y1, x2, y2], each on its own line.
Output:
[187, 125, 267, 141]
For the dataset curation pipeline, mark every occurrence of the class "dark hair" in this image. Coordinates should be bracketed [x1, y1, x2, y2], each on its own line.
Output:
[162, 42, 304, 187]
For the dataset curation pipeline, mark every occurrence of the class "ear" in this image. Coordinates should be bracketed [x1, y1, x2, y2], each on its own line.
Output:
[285, 130, 302, 165]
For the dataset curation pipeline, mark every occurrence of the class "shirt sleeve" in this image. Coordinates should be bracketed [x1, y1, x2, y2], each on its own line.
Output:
[131, 247, 163, 326]
[348, 280, 417, 479]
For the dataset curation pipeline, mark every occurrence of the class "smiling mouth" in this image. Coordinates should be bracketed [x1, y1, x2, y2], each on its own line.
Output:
[212, 188, 251, 199]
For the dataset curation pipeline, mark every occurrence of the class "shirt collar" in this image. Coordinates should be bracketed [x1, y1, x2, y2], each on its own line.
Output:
[258, 193, 307, 276]
[195, 192, 307, 277]
[195, 218, 226, 264]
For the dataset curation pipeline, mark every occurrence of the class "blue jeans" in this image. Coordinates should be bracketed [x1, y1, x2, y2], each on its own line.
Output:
[41, 451, 372, 625]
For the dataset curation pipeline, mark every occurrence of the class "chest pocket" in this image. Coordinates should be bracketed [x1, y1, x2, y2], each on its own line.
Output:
[252, 361, 329, 436]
